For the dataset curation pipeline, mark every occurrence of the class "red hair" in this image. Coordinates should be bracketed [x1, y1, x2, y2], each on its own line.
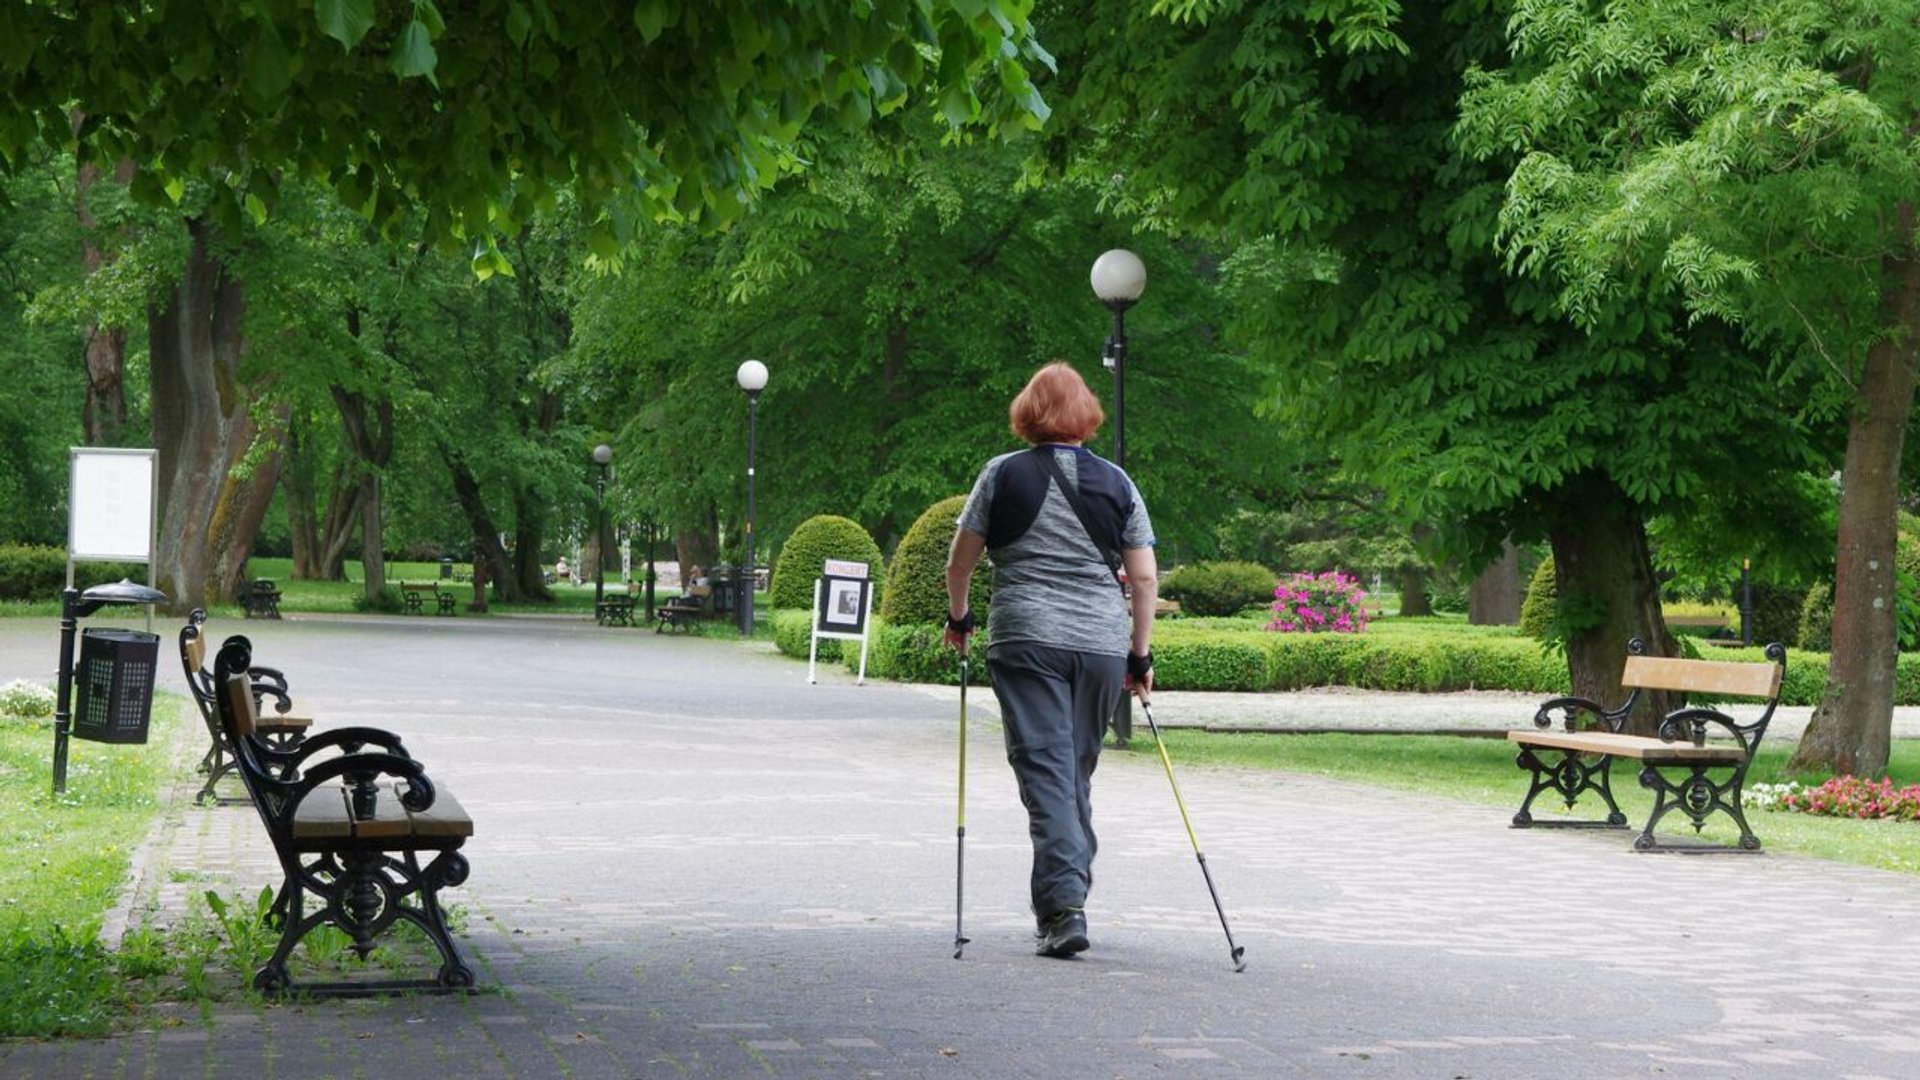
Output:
[1009, 363, 1105, 444]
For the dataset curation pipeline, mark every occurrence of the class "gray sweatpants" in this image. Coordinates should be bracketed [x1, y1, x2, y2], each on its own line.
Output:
[986, 641, 1127, 921]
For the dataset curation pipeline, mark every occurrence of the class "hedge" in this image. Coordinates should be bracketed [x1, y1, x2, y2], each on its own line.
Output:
[0, 545, 150, 601]
[773, 607, 842, 663]
[846, 620, 990, 687]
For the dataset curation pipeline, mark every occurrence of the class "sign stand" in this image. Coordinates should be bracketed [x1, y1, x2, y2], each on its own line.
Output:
[808, 560, 873, 685]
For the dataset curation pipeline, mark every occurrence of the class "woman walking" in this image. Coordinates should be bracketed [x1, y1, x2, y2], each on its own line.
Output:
[944, 362, 1158, 958]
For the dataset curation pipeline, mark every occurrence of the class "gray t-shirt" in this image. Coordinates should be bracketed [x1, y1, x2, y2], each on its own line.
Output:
[957, 445, 1155, 657]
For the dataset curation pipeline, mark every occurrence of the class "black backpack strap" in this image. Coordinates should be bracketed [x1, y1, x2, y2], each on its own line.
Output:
[1031, 447, 1127, 596]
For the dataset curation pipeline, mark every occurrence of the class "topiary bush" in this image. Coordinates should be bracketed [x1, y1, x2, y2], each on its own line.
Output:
[1798, 581, 1833, 653]
[1518, 555, 1556, 640]
[769, 515, 884, 612]
[854, 619, 990, 685]
[880, 496, 987, 626]
[1744, 581, 1809, 649]
[1159, 561, 1277, 617]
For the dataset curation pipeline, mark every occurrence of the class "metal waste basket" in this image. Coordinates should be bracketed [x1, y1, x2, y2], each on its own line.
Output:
[72, 627, 159, 744]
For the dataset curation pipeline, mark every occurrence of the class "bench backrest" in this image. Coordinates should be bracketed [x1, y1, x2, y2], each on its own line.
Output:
[1622, 655, 1782, 699]
[221, 665, 261, 741]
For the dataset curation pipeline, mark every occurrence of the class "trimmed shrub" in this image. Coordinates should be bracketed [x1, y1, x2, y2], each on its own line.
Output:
[1798, 581, 1833, 653]
[1154, 637, 1269, 692]
[0, 545, 150, 601]
[1160, 561, 1277, 617]
[880, 496, 987, 626]
[770, 515, 883, 612]
[853, 619, 989, 686]
[1744, 582, 1808, 649]
[773, 608, 841, 662]
[1518, 556, 1555, 640]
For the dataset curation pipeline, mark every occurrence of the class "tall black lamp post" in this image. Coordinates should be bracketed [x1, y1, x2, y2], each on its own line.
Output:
[736, 359, 768, 636]
[53, 579, 167, 794]
[1092, 248, 1146, 747]
[592, 443, 612, 613]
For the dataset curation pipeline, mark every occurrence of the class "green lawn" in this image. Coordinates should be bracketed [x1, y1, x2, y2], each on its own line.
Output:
[0, 698, 185, 1035]
[1137, 730, 1920, 873]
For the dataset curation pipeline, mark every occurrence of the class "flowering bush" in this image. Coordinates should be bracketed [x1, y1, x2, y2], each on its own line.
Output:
[1775, 776, 1920, 821]
[0, 678, 54, 719]
[1268, 570, 1369, 634]
[1742, 781, 1802, 812]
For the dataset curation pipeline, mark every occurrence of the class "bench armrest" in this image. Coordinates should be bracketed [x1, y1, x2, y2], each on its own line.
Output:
[259, 726, 410, 768]
[1658, 707, 1755, 754]
[1532, 694, 1634, 735]
[296, 753, 437, 813]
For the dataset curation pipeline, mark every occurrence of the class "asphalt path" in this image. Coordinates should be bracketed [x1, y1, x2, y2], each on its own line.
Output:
[1, 614, 1918, 1078]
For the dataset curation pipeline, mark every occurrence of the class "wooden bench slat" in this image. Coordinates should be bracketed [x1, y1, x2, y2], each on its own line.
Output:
[1622, 655, 1782, 698]
[292, 787, 355, 838]
[1508, 729, 1746, 762]
[258, 715, 314, 731]
[408, 787, 475, 837]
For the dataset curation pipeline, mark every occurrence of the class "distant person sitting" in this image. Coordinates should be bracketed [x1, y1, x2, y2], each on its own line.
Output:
[554, 556, 572, 583]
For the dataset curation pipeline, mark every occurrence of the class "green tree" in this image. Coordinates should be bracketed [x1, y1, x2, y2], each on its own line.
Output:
[1456, 0, 1919, 774]
[1044, 0, 1827, 730]
[2, 2, 1049, 611]
[567, 128, 1287, 574]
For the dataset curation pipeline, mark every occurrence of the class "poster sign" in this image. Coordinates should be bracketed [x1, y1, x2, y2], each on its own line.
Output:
[808, 574, 874, 685]
[68, 448, 156, 562]
[817, 576, 871, 634]
[822, 558, 869, 580]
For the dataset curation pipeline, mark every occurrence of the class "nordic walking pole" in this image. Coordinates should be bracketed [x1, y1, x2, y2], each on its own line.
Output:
[953, 653, 971, 959]
[1139, 697, 1246, 972]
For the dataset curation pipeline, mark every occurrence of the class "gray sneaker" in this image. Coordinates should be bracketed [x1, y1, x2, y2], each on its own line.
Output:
[1036, 909, 1089, 958]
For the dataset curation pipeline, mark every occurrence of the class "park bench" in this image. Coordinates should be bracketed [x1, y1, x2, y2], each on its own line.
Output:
[400, 580, 457, 616]
[1508, 638, 1787, 851]
[242, 578, 282, 619]
[212, 635, 474, 996]
[179, 610, 312, 805]
[596, 588, 635, 626]
[655, 584, 712, 633]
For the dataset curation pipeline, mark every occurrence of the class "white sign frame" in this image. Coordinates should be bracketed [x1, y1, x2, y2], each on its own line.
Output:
[67, 448, 157, 588]
[808, 574, 873, 685]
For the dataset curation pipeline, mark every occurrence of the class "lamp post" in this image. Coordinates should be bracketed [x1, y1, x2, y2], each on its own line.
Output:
[592, 444, 612, 615]
[736, 359, 768, 637]
[1092, 249, 1146, 747]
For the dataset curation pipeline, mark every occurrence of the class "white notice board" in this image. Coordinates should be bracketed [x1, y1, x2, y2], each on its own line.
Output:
[68, 448, 156, 562]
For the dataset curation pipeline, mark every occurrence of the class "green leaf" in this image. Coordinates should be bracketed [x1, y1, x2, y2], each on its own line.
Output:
[389, 20, 438, 84]
[505, 1, 533, 46]
[634, 2, 672, 44]
[315, 0, 375, 49]
[246, 23, 293, 103]
[411, 0, 446, 38]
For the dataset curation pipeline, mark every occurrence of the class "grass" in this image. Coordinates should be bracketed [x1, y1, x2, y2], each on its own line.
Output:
[1138, 730, 1920, 873]
[0, 697, 185, 1036]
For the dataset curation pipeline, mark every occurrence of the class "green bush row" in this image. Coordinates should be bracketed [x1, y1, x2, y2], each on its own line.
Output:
[772, 607, 1920, 706]
[0, 544, 150, 601]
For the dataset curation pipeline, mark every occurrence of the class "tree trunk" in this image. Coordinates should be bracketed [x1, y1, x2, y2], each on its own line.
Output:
[149, 217, 275, 612]
[1469, 540, 1523, 625]
[316, 462, 362, 580]
[284, 414, 324, 579]
[74, 124, 133, 447]
[332, 383, 394, 602]
[1396, 565, 1432, 617]
[674, 511, 720, 587]
[512, 488, 553, 600]
[1790, 220, 1920, 777]
[1549, 490, 1679, 737]
[443, 447, 518, 602]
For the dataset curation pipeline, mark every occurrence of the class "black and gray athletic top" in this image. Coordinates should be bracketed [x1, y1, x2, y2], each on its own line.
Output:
[956, 444, 1155, 657]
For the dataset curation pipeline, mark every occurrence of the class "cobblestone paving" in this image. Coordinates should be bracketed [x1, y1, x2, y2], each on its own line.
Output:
[0, 616, 1917, 1078]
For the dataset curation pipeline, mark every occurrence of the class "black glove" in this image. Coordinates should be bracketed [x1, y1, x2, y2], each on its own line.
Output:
[1127, 651, 1153, 680]
[946, 610, 976, 635]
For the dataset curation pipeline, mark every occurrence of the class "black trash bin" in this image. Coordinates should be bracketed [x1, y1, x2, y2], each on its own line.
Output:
[72, 627, 160, 745]
[440, 557, 454, 579]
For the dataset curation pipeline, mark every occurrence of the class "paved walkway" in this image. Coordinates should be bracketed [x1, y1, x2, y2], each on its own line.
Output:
[1, 615, 1918, 1078]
